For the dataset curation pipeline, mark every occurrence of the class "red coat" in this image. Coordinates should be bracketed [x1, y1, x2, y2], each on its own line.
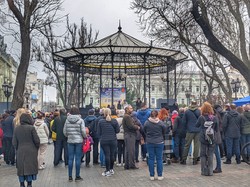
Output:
[0, 127, 3, 148]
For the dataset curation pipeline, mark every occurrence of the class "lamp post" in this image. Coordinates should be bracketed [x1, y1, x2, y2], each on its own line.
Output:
[230, 78, 241, 100]
[2, 82, 13, 110]
[185, 88, 191, 106]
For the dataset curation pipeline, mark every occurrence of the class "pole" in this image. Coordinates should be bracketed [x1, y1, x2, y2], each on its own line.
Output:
[235, 84, 237, 100]
[7, 96, 9, 110]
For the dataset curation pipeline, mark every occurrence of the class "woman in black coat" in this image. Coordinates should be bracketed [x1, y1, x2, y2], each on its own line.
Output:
[12, 113, 40, 187]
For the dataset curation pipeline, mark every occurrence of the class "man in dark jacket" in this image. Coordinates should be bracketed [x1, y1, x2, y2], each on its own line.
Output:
[180, 101, 201, 165]
[122, 105, 140, 169]
[2, 110, 15, 165]
[52, 109, 68, 166]
[222, 104, 243, 164]
[84, 109, 98, 164]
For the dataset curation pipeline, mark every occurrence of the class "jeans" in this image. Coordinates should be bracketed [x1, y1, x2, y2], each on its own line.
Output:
[241, 134, 250, 156]
[100, 147, 106, 166]
[173, 136, 185, 160]
[225, 137, 240, 161]
[200, 143, 215, 176]
[54, 140, 68, 166]
[214, 144, 221, 170]
[146, 143, 164, 177]
[67, 143, 82, 177]
[101, 140, 117, 171]
[141, 144, 147, 159]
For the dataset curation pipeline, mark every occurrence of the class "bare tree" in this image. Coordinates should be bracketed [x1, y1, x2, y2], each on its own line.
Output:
[131, 0, 247, 101]
[191, 0, 250, 86]
[33, 17, 98, 109]
[0, 0, 63, 109]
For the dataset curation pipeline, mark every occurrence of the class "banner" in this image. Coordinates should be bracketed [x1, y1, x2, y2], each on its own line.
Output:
[100, 87, 126, 108]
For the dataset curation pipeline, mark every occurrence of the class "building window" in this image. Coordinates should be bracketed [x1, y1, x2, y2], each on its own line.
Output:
[90, 97, 93, 104]
[151, 98, 155, 105]
[182, 99, 184, 105]
[159, 86, 162, 92]
[203, 86, 207, 92]
[182, 85, 185, 92]
[152, 85, 155, 91]
[196, 86, 199, 92]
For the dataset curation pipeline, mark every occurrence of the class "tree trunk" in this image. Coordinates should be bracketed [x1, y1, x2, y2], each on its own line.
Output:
[11, 28, 31, 110]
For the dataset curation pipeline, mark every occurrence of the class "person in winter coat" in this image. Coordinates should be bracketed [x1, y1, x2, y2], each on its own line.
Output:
[63, 107, 86, 182]
[34, 111, 49, 170]
[172, 108, 186, 162]
[116, 109, 125, 166]
[180, 101, 201, 165]
[2, 110, 16, 165]
[240, 104, 250, 162]
[98, 108, 120, 177]
[195, 102, 219, 176]
[12, 113, 40, 187]
[222, 104, 243, 164]
[52, 109, 68, 166]
[143, 110, 167, 181]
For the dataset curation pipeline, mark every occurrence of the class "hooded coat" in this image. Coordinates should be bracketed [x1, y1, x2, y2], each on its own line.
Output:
[222, 110, 243, 138]
[12, 114, 40, 176]
[63, 115, 86, 143]
[34, 118, 49, 144]
[241, 111, 250, 135]
[182, 105, 201, 133]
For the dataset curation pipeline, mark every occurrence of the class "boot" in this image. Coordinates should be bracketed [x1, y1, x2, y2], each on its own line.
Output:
[223, 159, 231, 164]
[180, 160, 186, 165]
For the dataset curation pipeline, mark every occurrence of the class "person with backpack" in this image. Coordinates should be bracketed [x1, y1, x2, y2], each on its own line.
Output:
[195, 102, 219, 176]
[222, 104, 243, 164]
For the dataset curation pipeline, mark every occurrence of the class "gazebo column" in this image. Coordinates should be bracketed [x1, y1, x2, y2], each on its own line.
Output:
[111, 57, 114, 107]
[148, 68, 151, 108]
[81, 66, 84, 107]
[166, 64, 170, 106]
[64, 62, 67, 109]
[174, 64, 177, 102]
[143, 58, 147, 105]
[77, 67, 80, 108]
[99, 68, 102, 108]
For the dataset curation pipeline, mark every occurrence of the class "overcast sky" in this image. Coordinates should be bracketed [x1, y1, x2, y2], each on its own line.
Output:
[3, 0, 149, 102]
[62, 0, 148, 42]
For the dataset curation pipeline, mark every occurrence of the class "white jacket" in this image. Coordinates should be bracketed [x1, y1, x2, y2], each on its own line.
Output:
[34, 119, 49, 144]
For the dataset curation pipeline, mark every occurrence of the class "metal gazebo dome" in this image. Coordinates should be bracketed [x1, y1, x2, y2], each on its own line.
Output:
[53, 24, 187, 107]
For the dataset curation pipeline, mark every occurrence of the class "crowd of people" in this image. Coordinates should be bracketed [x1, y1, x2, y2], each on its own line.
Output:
[0, 99, 250, 186]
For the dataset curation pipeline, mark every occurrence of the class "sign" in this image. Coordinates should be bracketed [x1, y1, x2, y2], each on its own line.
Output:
[101, 87, 126, 108]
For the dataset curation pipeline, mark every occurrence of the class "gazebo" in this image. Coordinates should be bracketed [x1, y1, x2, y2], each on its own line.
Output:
[53, 24, 187, 108]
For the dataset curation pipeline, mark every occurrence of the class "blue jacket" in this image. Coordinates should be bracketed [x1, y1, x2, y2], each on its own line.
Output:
[84, 115, 97, 135]
[137, 108, 151, 126]
[182, 107, 201, 133]
[97, 118, 120, 142]
[2, 115, 15, 138]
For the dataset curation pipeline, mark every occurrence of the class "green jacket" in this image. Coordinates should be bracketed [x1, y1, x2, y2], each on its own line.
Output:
[241, 111, 250, 135]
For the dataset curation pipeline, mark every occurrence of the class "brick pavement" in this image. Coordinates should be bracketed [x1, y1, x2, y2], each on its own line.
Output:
[0, 144, 249, 187]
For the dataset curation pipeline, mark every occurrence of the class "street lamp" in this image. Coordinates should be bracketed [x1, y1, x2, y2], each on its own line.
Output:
[185, 88, 191, 106]
[230, 78, 241, 100]
[2, 82, 13, 110]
